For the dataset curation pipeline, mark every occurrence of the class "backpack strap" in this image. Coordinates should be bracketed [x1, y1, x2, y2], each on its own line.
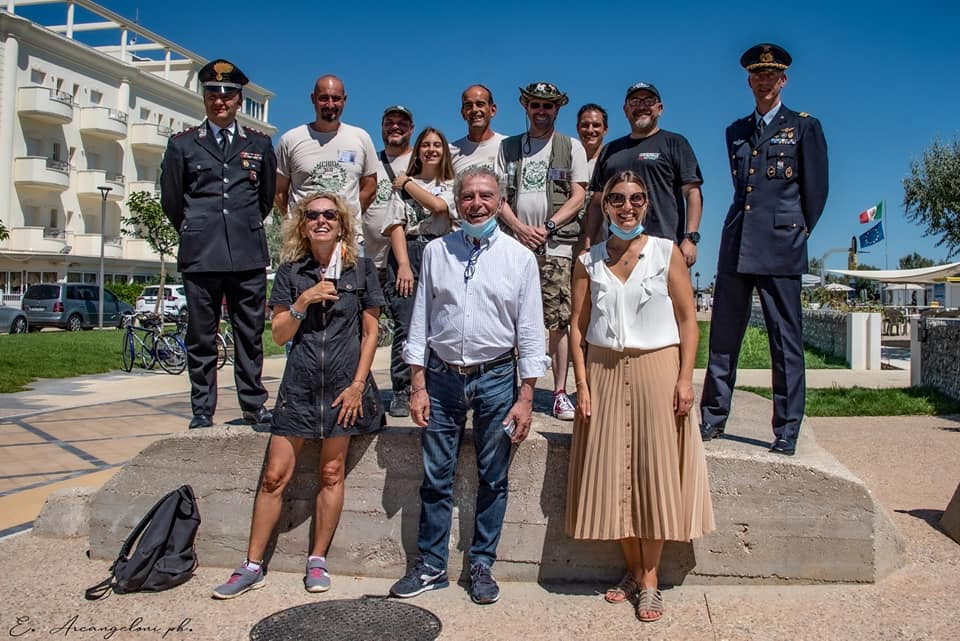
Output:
[500, 134, 524, 213]
[547, 133, 581, 242]
[379, 150, 411, 202]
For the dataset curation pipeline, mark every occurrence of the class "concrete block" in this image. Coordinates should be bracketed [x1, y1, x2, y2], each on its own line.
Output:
[88, 388, 904, 585]
[33, 486, 97, 538]
[941, 482, 960, 544]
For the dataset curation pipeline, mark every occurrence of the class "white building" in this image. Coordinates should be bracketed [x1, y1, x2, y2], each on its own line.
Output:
[0, 0, 276, 304]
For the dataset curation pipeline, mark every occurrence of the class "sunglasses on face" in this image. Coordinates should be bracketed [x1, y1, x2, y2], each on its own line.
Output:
[527, 101, 556, 110]
[304, 209, 338, 221]
[605, 193, 648, 207]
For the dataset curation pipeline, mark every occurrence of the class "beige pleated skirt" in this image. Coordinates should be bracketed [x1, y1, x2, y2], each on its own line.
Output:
[565, 344, 715, 541]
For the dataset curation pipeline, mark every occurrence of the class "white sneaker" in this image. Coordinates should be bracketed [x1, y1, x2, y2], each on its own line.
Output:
[552, 391, 576, 421]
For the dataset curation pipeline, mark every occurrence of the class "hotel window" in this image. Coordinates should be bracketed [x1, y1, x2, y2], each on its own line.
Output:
[140, 107, 151, 120]
[30, 69, 46, 84]
[90, 89, 103, 105]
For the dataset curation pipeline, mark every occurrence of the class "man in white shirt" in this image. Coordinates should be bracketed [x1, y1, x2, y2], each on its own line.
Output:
[496, 82, 588, 422]
[390, 167, 547, 606]
[451, 85, 505, 174]
[274, 75, 378, 224]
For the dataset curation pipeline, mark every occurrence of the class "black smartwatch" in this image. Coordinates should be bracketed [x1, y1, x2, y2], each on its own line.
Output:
[683, 231, 701, 244]
[544, 220, 557, 235]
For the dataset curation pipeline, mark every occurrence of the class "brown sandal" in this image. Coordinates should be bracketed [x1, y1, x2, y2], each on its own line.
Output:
[603, 573, 638, 604]
[635, 587, 663, 622]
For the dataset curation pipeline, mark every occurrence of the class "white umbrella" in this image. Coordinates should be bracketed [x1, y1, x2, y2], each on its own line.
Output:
[824, 283, 854, 292]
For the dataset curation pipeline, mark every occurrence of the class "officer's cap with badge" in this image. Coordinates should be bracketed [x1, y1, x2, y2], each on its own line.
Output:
[518, 82, 569, 107]
[740, 43, 792, 72]
[199, 59, 249, 94]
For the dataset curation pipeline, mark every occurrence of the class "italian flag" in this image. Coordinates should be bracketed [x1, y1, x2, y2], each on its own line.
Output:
[859, 202, 883, 224]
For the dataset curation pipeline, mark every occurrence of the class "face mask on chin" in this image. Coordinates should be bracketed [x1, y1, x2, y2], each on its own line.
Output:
[608, 221, 644, 241]
[461, 215, 498, 241]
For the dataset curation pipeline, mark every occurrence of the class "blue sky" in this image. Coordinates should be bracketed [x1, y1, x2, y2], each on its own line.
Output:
[20, 0, 960, 285]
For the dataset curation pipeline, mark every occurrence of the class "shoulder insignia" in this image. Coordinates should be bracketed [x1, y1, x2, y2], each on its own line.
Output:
[799, 112, 810, 118]
[171, 126, 198, 139]
[242, 126, 270, 138]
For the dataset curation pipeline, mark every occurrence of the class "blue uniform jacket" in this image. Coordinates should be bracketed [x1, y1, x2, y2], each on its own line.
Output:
[717, 105, 828, 275]
[161, 119, 277, 273]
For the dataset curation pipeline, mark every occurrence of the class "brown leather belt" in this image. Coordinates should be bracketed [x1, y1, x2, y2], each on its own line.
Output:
[442, 351, 515, 376]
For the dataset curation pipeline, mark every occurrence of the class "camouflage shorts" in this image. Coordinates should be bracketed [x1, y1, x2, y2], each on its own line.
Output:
[538, 255, 573, 330]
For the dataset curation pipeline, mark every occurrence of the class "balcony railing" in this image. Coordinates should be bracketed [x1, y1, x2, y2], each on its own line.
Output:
[106, 172, 125, 184]
[52, 90, 75, 105]
[108, 109, 128, 124]
[43, 227, 66, 239]
[46, 158, 71, 173]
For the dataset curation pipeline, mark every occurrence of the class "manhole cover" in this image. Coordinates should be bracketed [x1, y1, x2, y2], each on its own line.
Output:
[250, 597, 442, 641]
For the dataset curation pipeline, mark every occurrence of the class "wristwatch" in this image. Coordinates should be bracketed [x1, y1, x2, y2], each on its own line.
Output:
[544, 220, 557, 235]
[289, 307, 307, 321]
[683, 232, 701, 244]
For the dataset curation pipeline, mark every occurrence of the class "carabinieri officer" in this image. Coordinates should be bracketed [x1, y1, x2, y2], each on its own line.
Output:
[699, 43, 828, 455]
[161, 59, 277, 429]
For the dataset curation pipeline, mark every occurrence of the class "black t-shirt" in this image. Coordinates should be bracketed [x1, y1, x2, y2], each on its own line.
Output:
[589, 130, 703, 242]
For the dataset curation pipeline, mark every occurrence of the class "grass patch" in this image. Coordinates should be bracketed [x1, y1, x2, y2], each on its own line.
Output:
[739, 386, 960, 417]
[695, 321, 846, 369]
[0, 324, 284, 393]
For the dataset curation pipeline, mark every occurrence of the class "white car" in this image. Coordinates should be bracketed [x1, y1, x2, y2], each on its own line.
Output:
[136, 285, 188, 319]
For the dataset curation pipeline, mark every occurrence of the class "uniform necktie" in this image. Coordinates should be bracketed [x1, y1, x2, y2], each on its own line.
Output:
[219, 129, 230, 153]
[752, 116, 766, 145]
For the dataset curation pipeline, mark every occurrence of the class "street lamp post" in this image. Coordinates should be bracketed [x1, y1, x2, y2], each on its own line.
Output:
[97, 186, 112, 328]
[695, 271, 701, 292]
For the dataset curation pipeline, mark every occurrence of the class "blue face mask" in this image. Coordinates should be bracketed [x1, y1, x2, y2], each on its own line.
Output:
[461, 215, 498, 241]
[609, 221, 644, 241]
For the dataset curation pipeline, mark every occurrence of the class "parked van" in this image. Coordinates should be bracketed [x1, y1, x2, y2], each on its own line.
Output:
[22, 283, 133, 331]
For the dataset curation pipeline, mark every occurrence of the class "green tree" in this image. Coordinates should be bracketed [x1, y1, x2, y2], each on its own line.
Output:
[903, 137, 960, 257]
[0, 219, 8, 241]
[898, 251, 936, 270]
[265, 206, 285, 269]
[123, 191, 179, 317]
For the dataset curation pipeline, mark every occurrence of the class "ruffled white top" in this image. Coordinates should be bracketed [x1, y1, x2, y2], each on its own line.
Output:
[581, 235, 679, 351]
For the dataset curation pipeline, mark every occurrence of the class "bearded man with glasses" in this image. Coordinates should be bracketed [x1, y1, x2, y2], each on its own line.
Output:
[584, 82, 704, 268]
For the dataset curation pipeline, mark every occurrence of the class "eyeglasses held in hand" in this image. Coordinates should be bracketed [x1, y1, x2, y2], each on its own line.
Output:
[604, 193, 648, 208]
[304, 209, 338, 221]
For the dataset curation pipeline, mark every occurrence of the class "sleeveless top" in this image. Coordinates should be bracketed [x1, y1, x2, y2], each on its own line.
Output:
[581, 235, 679, 351]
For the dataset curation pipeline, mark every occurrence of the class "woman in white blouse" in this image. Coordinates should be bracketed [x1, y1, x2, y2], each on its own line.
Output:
[565, 171, 714, 623]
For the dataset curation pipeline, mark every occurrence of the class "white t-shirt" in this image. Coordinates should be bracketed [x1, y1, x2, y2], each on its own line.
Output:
[275, 122, 378, 221]
[381, 178, 457, 238]
[363, 150, 412, 269]
[451, 132, 506, 174]
[495, 133, 588, 258]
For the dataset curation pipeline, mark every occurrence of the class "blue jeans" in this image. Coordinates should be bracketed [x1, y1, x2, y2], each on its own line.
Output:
[417, 351, 517, 570]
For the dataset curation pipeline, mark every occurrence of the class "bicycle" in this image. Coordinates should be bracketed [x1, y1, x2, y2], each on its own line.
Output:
[173, 311, 234, 370]
[120, 312, 187, 375]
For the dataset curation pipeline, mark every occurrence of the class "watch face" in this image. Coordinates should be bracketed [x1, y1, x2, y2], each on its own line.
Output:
[545, 220, 556, 231]
[686, 232, 701, 243]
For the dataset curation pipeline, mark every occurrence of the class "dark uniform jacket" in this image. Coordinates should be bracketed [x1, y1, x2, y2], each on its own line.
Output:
[717, 105, 828, 275]
[161, 119, 277, 273]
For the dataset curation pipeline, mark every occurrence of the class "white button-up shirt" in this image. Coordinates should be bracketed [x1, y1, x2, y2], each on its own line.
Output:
[403, 226, 549, 380]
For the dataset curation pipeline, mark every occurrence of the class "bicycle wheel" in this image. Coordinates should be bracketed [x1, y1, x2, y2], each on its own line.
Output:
[216, 332, 228, 370]
[139, 332, 156, 369]
[120, 331, 135, 372]
[156, 333, 187, 375]
[223, 327, 235, 365]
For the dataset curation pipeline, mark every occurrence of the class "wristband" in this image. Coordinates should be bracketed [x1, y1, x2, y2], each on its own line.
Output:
[402, 178, 413, 191]
[411, 386, 426, 395]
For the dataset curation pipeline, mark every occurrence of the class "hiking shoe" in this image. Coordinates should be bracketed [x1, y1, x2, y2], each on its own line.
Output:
[389, 389, 410, 418]
[552, 391, 576, 421]
[212, 564, 265, 600]
[304, 557, 331, 593]
[390, 558, 448, 598]
[469, 562, 500, 604]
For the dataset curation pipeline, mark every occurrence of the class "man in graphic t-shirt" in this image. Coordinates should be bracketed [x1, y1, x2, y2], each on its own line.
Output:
[584, 82, 704, 266]
[496, 82, 588, 422]
[451, 84, 505, 174]
[275, 75, 378, 225]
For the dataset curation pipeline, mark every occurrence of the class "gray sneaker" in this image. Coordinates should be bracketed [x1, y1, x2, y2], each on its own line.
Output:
[304, 557, 331, 593]
[212, 564, 265, 600]
[389, 389, 410, 417]
[469, 562, 500, 604]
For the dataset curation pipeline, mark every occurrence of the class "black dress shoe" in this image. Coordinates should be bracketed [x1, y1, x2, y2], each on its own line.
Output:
[700, 423, 725, 441]
[242, 406, 273, 425]
[769, 439, 797, 456]
[189, 414, 213, 429]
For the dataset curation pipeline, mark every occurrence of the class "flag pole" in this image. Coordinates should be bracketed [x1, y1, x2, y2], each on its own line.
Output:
[882, 199, 888, 304]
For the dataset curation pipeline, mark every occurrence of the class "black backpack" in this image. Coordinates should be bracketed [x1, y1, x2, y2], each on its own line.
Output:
[85, 485, 201, 600]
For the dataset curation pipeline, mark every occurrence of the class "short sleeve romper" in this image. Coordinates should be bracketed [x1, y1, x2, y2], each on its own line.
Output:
[269, 255, 386, 438]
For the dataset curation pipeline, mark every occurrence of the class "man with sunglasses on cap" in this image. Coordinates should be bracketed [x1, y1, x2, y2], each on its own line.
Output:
[161, 59, 277, 429]
[700, 43, 828, 456]
[584, 82, 703, 267]
[495, 82, 588, 423]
